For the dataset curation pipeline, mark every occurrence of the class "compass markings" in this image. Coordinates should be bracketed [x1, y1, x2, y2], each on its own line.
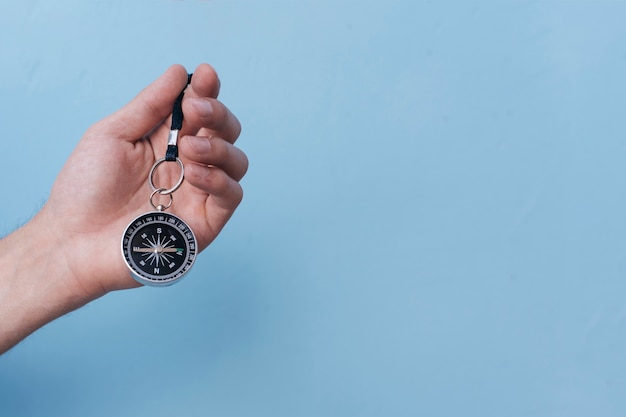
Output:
[135, 230, 183, 269]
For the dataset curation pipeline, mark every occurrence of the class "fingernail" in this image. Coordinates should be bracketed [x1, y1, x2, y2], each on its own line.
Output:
[190, 97, 213, 115]
[187, 136, 211, 153]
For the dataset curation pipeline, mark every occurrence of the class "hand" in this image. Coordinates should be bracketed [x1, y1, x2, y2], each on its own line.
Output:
[37, 63, 248, 296]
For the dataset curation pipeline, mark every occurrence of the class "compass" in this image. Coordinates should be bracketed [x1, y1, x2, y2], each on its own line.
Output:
[121, 211, 197, 286]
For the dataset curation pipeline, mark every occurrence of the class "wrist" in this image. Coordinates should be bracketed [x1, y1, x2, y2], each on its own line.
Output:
[0, 213, 103, 353]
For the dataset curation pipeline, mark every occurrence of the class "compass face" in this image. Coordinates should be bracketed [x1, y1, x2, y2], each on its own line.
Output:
[121, 212, 197, 286]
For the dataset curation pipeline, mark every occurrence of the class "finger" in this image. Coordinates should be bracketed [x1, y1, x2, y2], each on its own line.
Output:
[189, 63, 221, 99]
[99, 65, 189, 141]
[180, 135, 249, 181]
[181, 97, 242, 144]
[185, 164, 244, 211]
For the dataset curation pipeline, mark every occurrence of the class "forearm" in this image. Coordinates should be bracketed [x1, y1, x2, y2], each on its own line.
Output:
[0, 215, 99, 354]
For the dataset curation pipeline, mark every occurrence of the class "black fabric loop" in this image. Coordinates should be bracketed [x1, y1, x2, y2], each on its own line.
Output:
[165, 145, 178, 161]
[165, 73, 193, 162]
[170, 74, 192, 131]
[171, 91, 185, 131]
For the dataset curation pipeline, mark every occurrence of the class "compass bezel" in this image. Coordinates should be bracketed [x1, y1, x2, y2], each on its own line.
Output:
[121, 211, 197, 287]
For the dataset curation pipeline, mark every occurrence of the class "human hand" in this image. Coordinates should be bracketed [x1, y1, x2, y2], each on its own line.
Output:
[37, 64, 248, 296]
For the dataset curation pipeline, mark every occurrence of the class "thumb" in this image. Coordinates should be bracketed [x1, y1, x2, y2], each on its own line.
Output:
[100, 65, 189, 141]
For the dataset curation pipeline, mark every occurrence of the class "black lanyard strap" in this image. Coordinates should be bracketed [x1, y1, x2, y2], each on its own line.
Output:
[165, 73, 193, 161]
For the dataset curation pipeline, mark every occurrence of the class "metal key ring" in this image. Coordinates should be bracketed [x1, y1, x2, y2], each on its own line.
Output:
[149, 157, 185, 195]
[150, 188, 173, 211]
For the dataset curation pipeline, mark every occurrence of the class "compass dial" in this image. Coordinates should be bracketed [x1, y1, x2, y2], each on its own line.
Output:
[121, 212, 197, 286]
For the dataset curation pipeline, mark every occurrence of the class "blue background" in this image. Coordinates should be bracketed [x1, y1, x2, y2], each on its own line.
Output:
[2, 1, 626, 416]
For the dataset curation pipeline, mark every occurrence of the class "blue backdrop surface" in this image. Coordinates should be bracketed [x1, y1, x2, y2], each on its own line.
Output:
[2, 1, 626, 416]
